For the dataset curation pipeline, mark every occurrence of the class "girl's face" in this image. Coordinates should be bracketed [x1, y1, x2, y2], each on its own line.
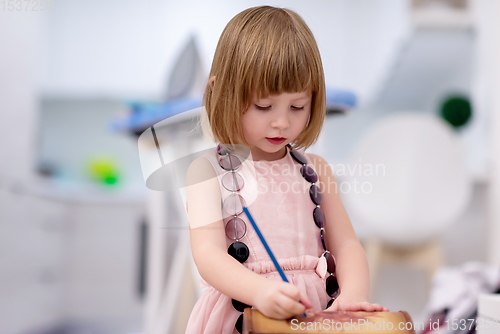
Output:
[241, 90, 312, 161]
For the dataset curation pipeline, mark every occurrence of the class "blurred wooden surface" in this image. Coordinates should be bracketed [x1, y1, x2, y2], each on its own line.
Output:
[243, 309, 415, 334]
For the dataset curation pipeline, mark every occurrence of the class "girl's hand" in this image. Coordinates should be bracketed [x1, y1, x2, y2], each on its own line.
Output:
[326, 294, 389, 312]
[253, 280, 313, 319]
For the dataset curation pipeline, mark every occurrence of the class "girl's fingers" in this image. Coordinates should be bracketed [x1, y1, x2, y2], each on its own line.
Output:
[279, 283, 311, 314]
[363, 303, 377, 311]
[371, 303, 386, 311]
[369, 303, 390, 312]
[299, 291, 313, 309]
[358, 302, 391, 312]
[345, 304, 357, 311]
[280, 283, 302, 301]
[266, 295, 294, 319]
[277, 291, 306, 316]
[273, 303, 292, 319]
[348, 302, 374, 312]
[333, 300, 390, 312]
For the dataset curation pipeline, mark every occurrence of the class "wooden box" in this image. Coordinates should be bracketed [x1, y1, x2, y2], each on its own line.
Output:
[243, 309, 415, 334]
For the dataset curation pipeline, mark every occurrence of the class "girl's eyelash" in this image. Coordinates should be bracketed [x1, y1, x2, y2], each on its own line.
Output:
[255, 105, 305, 111]
[255, 105, 270, 111]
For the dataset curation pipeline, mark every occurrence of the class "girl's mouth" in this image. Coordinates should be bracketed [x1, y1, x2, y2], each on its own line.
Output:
[266, 137, 286, 145]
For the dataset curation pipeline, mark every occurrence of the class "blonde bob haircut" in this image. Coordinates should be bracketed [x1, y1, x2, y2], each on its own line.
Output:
[201, 5, 326, 151]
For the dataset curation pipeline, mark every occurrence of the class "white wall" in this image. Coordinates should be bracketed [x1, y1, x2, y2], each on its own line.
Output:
[0, 10, 40, 181]
[0, 9, 59, 334]
[39, 0, 411, 105]
[471, 0, 500, 266]
[0, 7, 146, 334]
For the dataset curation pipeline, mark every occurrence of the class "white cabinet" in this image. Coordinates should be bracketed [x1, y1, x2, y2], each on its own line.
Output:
[0, 186, 147, 334]
[0, 191, 65, 333]
[62, 202, 145, 329]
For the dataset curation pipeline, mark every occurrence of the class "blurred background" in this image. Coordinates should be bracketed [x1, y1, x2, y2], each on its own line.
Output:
[1, 0, 500, 333]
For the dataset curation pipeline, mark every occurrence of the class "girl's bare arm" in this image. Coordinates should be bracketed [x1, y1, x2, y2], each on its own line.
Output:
[307, 153, 389, 312]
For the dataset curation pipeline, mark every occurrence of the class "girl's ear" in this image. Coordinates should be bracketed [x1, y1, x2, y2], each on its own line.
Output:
[208, 76, 216, 89]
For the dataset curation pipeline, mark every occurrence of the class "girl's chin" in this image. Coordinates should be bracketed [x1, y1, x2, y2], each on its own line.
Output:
[251, 144, 287, 157]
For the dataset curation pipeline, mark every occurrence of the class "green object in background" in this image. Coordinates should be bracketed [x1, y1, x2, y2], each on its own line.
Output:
[440, 95, 472, 128]
[87, 157, 120, 186]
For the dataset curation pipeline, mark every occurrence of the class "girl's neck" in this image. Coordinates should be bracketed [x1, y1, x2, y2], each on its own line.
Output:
[248, 145, 288, 162]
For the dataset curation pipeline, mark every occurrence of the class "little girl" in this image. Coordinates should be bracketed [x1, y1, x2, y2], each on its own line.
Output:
[184, 5, 389, 334]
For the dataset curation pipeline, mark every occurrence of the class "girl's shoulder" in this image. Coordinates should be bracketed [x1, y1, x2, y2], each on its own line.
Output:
[302, 149, 325, 165]
[305, 152, 327, 166]
[305, 152, 332, 179]
[186, 147, 219, 187]
[185, 150, 224, 227]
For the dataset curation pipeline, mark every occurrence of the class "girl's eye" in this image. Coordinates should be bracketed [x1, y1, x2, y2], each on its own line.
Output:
[255, 105, 271, 111]
[255, 105, 305, 111]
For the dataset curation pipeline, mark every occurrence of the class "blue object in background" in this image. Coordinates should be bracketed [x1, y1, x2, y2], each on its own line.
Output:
[109, 96, 202, 133]
[109, 87, 357, 134]
[325, 88, 357, 113]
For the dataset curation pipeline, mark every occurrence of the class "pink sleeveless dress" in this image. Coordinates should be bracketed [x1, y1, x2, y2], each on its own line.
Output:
[185, 145, 330, 334]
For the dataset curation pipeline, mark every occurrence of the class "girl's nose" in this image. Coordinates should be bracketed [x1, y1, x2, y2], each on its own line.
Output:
[271, 111, 290, 129]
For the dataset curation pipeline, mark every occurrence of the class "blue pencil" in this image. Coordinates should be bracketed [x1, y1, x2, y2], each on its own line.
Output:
[242, 206, 307, 318]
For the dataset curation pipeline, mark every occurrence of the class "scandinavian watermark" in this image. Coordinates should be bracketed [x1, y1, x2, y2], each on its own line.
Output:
[254, 159, 386, 196]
